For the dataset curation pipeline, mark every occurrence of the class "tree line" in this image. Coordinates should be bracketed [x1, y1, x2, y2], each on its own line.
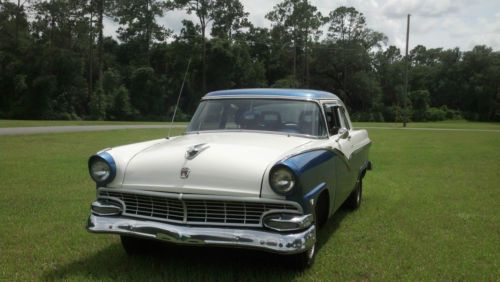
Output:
[1, 0, 499, 122]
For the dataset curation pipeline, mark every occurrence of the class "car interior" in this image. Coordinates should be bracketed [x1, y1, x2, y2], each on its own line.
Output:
[236, 109, 321, 135]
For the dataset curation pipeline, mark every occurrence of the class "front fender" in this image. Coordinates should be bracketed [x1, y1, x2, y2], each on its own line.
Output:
[261, 149, 337, 214]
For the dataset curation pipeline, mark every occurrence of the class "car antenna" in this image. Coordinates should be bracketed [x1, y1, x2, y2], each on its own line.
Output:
[167, 57, 192, 139]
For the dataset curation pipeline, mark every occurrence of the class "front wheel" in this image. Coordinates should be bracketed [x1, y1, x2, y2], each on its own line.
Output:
[346, 179, 362, 210]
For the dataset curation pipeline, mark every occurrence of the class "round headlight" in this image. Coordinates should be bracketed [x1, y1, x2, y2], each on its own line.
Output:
[90, 159, 111, 183]
[88, 153, 116, 186]
[269, 166, 296, 195]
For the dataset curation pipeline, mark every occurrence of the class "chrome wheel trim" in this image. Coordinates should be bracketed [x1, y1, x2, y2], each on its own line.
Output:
[307, 243, 316, 262]
[356, 185, 361, 204]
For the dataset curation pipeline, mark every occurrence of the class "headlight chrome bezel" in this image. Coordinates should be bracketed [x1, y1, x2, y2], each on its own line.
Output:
[88, 153, 116, 185]
[269, 165, 297, 195]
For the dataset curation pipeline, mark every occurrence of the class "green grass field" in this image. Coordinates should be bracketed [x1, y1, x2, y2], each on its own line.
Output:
[0, 122, 499, 280]
[353, 120, 500, 130]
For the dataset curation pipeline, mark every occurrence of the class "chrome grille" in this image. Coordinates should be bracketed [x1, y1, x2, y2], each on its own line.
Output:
[98, 190, 300, 227]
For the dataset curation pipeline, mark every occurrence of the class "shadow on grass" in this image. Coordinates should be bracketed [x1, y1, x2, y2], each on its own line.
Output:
[44, 211, 349, 280]
[317, 209, 349, 250]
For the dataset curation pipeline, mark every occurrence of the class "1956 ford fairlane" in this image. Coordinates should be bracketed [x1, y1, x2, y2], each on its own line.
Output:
[86, 88, 372, 268]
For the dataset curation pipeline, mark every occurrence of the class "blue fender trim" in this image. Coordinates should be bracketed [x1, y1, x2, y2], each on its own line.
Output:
[274, 149, 336, 213]
[281, 150, 335, 175]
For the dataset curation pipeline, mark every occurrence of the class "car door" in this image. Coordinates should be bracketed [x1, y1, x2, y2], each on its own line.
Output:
[337, 106, 359, 194]
[323, 103, 358, 210]
[336, 107, 355, 158]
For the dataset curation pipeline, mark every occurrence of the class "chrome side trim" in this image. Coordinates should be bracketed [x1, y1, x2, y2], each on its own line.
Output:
[87, 214, 316, 254]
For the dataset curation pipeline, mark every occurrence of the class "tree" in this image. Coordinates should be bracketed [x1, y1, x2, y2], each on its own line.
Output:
[108, 86, 134, 120]
[90, 86, 107, 119]
[266, 0, 324, 86]
[112, 0, 172, 65]
[327, 6, 365, 42]
[210, 0, 249, 40]
[460, 46, 499, 120]
[409, 90, 430, 121]
[0, 1, 30, 117]
[128, 66, 165, 117]
[1, 0, 499, 122]
[170, 0, 215, 93]
[315, 6, 386, 113]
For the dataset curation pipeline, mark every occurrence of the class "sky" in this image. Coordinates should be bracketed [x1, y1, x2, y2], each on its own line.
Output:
[104, 0, 500, 51]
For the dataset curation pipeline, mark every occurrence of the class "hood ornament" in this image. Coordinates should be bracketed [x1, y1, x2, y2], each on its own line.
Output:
[180, 167, 190, 179]
[185, 143, 209, 160]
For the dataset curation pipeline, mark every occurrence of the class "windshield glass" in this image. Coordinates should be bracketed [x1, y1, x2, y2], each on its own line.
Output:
[187, 99, 327, 137]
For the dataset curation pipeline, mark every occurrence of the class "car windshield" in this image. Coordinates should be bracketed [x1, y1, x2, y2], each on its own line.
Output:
[187, 99, 327, 137]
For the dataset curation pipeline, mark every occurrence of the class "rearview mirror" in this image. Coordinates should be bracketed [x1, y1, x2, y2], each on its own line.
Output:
[335, 128, 349, 142]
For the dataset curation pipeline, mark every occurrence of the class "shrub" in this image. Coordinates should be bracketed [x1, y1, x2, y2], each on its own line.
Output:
[425, 107, 446, 121]
[441, 106, 463, 120]
[410, 90, 430, 121]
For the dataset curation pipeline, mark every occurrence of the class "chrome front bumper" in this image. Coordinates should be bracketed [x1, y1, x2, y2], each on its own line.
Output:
[87, 214, 316, 254]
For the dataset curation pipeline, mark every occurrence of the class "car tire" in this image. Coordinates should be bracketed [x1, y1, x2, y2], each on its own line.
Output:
[346, 178, 362, 210]
[120, 235, 154, 255]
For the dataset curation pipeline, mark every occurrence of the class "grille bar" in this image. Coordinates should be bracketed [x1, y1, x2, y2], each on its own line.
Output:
[98, 189, 300, 227]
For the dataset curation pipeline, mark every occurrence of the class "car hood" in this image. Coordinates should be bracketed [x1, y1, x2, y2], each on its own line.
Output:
[120, 132, 312, 197]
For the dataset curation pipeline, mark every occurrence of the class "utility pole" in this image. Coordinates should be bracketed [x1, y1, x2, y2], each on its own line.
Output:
[89, 0, 94, 100]
[403, 14, 410, 127]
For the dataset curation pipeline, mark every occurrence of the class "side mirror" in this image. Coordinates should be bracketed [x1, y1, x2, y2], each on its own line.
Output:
[335, 128, 349, 142]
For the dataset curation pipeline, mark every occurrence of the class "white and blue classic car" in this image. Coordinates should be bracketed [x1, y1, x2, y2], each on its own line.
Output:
[86, 89, 372, 267]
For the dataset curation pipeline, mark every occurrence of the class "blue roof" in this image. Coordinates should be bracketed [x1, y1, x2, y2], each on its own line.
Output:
[204, 88, 339, 100]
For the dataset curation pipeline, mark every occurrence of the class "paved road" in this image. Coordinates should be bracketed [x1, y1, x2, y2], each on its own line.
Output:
[0, 124, 186, 136]
[1, 124, 499, 136]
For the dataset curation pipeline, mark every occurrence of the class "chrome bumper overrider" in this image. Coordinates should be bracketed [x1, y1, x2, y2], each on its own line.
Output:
[87, 214, 316, 254]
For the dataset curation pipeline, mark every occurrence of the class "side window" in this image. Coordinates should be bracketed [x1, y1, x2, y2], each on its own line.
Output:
[339, 107, 351, 130]
[323, 104, 342, 136]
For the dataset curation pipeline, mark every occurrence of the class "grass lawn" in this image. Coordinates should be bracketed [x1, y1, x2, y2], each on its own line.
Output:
[0, 123, 498, 280]
[353, 120, 500, 130]
[0, 119, 187, 128]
